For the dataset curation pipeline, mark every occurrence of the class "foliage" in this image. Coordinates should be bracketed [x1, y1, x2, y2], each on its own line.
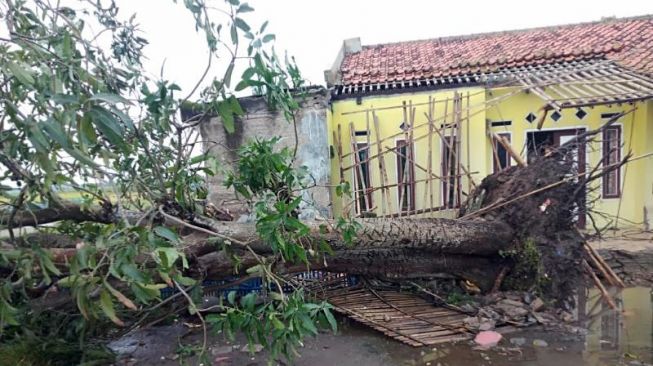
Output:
[445, 291, 473, 306]
[503, 238, 548, 293]
[206, 290, 336, 362]
[0, 0, 333, 363]
[227, 137, 334, 264]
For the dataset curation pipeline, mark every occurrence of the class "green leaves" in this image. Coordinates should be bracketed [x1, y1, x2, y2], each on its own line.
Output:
[88, 106, 127, 150]
[0, 0, 314, 361]
[87, 93, 130, 105]
[100, 289, 125, 326]
[234, 18, 250, 32]
[7, 62, 35, 86]
[237, 3, 254, 13]
[41, 118, 71, 148]
[215, 96, 244, 134]
[154, 226, 180, 244]
[206, 291, 335, 362]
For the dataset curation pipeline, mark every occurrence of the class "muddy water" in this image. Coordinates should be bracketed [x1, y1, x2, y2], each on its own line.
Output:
[112, 287, 652, 365]
[377, 286, 653, 366]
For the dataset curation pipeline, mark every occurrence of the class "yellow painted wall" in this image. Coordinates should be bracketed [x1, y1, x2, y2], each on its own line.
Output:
[328, 88, 487, 218]
[486, 87, 653, 229]
[328, 87, 653, 229]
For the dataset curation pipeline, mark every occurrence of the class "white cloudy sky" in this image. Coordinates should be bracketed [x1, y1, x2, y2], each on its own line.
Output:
[112, 1, 653, 94]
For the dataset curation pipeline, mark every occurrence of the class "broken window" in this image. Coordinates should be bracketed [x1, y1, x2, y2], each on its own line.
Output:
[602, 126, 621, 198]
[396, 139, 415, 212]
[493, 133, 512, 173]
[354, 142, 372, 213]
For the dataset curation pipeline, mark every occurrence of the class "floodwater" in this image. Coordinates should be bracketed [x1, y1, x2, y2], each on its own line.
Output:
[112, 286, 653, 366]
[383, 286, 653, 366]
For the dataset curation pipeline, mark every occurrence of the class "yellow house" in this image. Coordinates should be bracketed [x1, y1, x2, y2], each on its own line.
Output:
[324, 16, 653, 230]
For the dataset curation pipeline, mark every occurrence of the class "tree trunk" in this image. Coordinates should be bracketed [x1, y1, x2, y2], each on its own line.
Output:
[190, 218, 513, 292]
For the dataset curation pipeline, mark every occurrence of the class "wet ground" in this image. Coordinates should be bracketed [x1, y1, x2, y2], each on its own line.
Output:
[111, 286, 652, 366]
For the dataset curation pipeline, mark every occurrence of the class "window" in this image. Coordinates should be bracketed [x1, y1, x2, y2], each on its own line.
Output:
[442, 135, 461, 208]
[354, 143, 372, 213]
[493, 133, 512, 173]
[602, 126, 621, 198]
[396, 140, 415, 212]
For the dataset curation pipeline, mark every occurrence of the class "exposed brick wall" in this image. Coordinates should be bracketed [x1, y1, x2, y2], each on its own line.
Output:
[199, 88, 331, 220]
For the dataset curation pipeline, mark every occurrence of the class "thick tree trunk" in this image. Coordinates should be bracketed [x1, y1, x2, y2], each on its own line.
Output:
[190, 218, 513, 291]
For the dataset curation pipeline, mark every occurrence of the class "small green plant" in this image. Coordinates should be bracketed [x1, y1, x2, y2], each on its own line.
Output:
[504, 238, 547, 293]
[446, 291, 473, 306]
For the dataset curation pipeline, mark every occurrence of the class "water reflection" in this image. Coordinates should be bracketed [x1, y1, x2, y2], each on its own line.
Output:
[390, 286, 652, 366]
[580, 286, 652, 364]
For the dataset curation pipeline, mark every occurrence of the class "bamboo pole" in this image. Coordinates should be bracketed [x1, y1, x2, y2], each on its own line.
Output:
[584, 242, 625, 288]
[424, 96, 434, 211]
[441, 97, 449, 209]
[347, 174, 470, 199]
[582, 259, 617, 310]
[334, 124, 350, 217]
[408, 101, 416, 213]
[493, 133, 527, 167]
[584, 245, 618, 287]
[396, 101, 409, 216]
[489, 129, 503, 172]
[455, 93, 463, 206]
[427, 113, 478, 190]
[349, 122, 369, 214]
[372, 112, 390, 215]
[466, 92, 472, 193]
[340, 87, 526, 160]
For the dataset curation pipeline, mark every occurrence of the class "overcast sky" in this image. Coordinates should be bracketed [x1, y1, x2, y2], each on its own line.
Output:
[117, 0, 653, 94]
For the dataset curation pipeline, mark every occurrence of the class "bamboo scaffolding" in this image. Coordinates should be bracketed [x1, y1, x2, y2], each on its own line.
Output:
[408, 101, 416, 212]
[346, 173, 472, 200]
[426, 112, 478, 190]
[398, 101, 411, 216]
[334, 57, 653, 218]
[340, 87, 526, 161]
[465, 92, 472, 193]
[488, 129, 503, 172]
[424, 96, 434, 210]
[373, 112, 393, 215]
[582, 259, 617, 310]
[349, 122, 370, 214]
[493, 133, 527, 167]
[583, 242, 625, 288]
[333, 126, 345, 184]
[455, 93, 464, 205]
[441, 97, 450, 209]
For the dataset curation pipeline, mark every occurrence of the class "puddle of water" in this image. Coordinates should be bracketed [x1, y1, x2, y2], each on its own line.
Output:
[369, 286, 653, 366]
[111, 287, 652, 365]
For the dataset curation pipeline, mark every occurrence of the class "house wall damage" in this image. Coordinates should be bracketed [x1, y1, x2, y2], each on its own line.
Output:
[199, 87, 332, 220]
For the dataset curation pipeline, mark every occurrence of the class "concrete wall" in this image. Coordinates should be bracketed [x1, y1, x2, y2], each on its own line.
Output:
[199, 87, 331, 220]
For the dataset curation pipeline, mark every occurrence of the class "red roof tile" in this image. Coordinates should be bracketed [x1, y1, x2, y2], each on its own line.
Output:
[339, 15, 653, 86]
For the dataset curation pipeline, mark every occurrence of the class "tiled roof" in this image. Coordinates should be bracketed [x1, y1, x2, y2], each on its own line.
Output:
[339, 15, 653, 87]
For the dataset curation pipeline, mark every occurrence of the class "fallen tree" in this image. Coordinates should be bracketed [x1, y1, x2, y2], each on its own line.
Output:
[0, 1, 630, 363]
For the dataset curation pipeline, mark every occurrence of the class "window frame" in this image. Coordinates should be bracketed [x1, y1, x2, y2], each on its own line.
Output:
[602, 125, 622, 199]
[353, 142, 373, 214]
[493, 132, 513, 173]
[395, 139, 416, 212]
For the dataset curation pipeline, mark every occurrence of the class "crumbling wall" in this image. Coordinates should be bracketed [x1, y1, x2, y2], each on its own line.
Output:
[199, 87, 331, 220]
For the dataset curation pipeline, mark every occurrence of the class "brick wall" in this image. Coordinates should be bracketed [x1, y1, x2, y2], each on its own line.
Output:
[199, 87, 331, 220]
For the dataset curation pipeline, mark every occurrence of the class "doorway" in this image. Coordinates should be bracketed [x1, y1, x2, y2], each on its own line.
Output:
[526, 128, 586, 228]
